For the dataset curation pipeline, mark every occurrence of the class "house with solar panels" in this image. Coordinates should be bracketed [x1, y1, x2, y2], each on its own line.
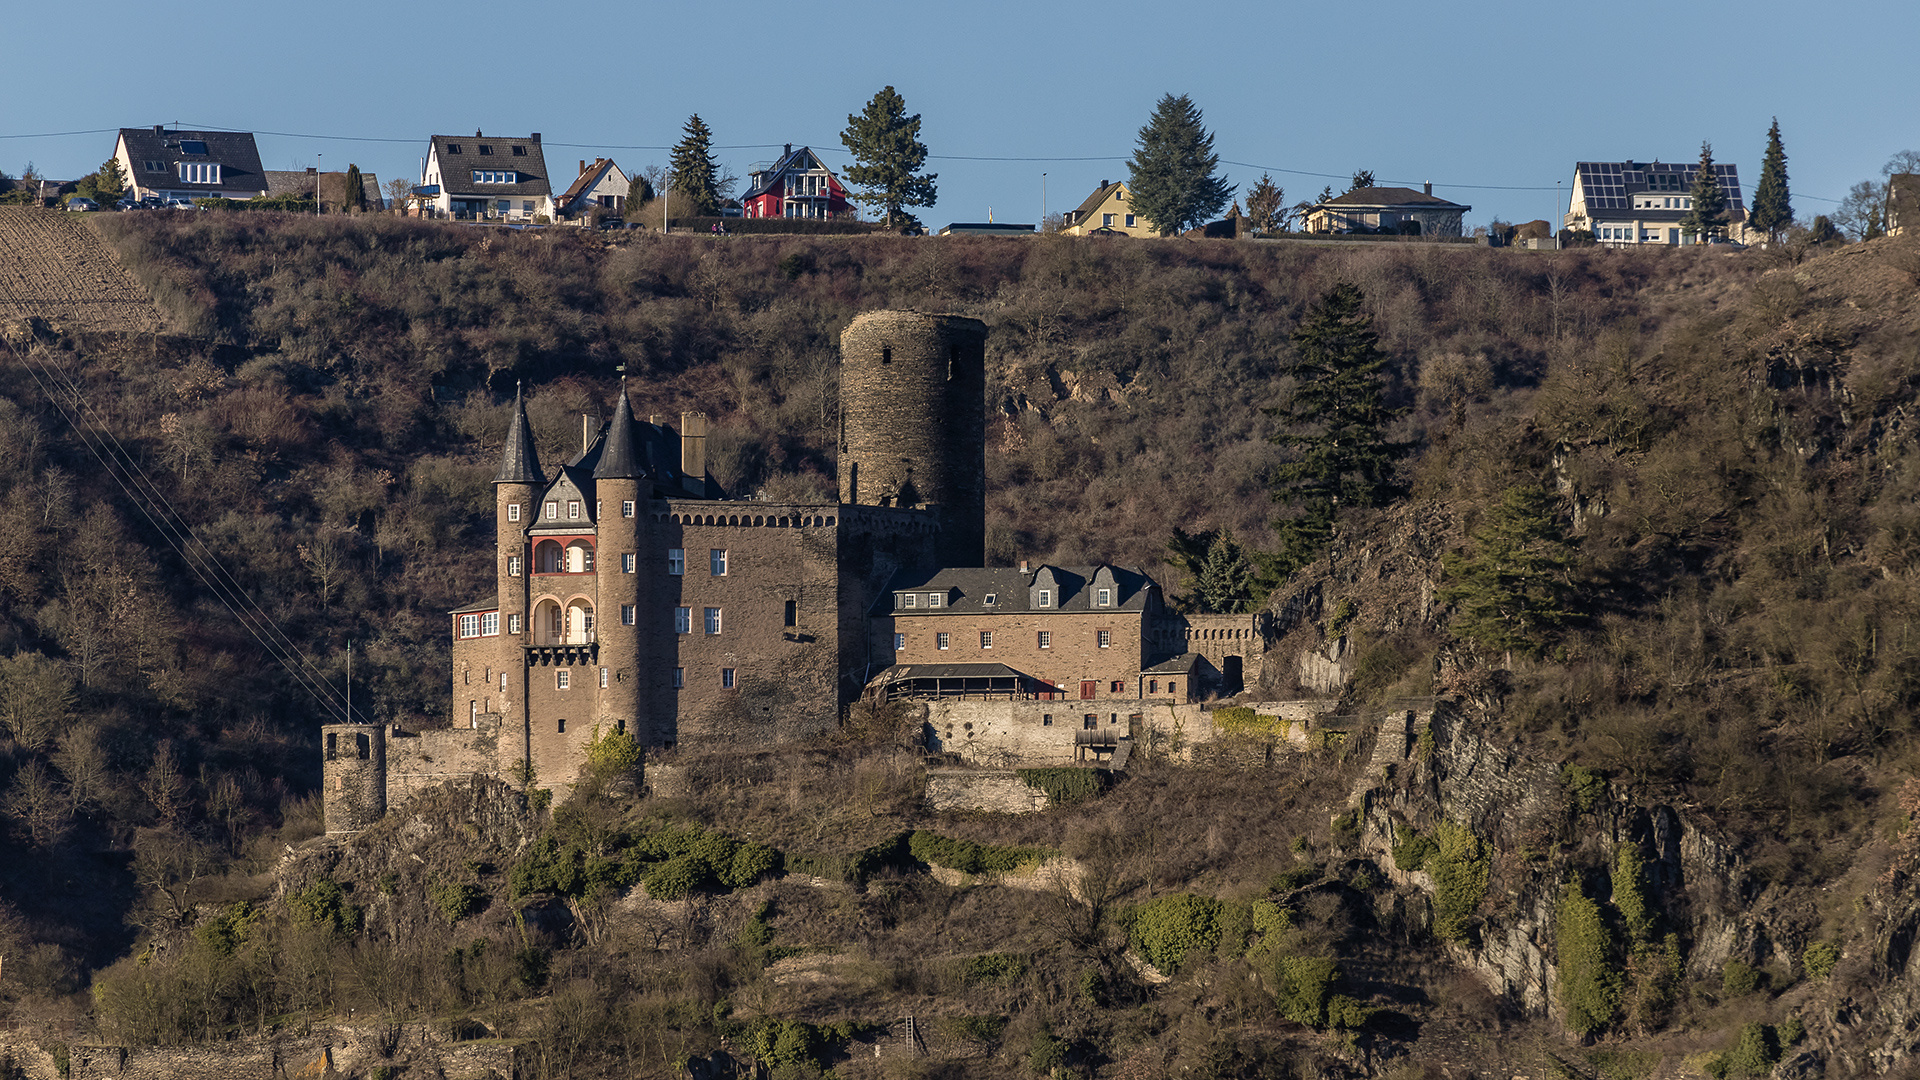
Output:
[111, 126, 269, 204]
[1565, 161, 1744, 246]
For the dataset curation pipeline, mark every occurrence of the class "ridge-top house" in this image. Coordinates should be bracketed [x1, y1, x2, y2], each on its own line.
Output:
[420, 132, 554, 221]
[1564, 160, 1745, 246]
[1301, 184, 1471, 237]
[556, 158, 631, 220]
[741, 146, 852, 219]
[1061, 180, 1155, 236]
[112, 126, 269, 203]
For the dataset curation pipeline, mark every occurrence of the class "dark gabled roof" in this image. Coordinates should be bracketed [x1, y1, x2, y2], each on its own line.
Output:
[117, 127, 268, 193]
[1071, 181, 1124, 220]
[743, 146, 839, 201]
[874, 564, 1157, 616]
[430, 133, 551, 198]
[558, 158, 626, 210]
[495, 385, 546, 485]
[1142, 653, 1202, 674]
[1318, 186, 1469, 210]
[449, 593, 499, 614]
[593, 385, 643, 480]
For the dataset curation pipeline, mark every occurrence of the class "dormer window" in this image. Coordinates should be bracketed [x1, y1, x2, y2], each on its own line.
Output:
[473, 170, 516, 184]
[143, 160, 164, 172]
[1097, 588, 1111, 606]
[512, 145, 527, 156]
[901, 593, 917, 609]
[447, 143, 463, 154]
[545, 501, 557, 519]
[1037, 590, 1052, 608]
[927, 592, 942, 609]
[178, 162, 221, 184]
[478, 144, 494, 156]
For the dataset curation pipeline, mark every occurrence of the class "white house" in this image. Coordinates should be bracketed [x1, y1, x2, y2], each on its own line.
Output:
[1565, 160, 1745, 246]
[420, 131, 554, 221]
[112, 126, 269, 203]
[555, 158, 630, 219]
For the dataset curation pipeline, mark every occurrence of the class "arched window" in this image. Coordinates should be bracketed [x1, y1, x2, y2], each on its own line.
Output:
[535, 539, 564, 574]
[533, 599, 563, 645]
[564, 598, 596, 644]
[565, 539, 595, 573]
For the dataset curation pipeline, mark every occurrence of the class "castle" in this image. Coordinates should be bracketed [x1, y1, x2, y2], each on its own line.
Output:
[323, 311, 1272, 833]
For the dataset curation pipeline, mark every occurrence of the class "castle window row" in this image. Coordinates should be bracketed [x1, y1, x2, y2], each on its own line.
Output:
[534, 539, 596, 574]
[457, 612, 500, 638]
[663, 512, 837, 528]
[898, 628, 1115, 650]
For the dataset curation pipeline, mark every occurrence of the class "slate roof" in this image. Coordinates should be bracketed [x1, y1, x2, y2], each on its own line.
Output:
[1142, 653, 1202, 674]
[117, 127, 268, 194]
[875, 565, 1157, 616]
[495, 386, 546, 485]
[1318, 186, 1469, 210]
[430, 133, 551, 198]
[1070, 181, 1124, 221]
[743, 146, 838, 201]
[877, 662, 1026, 680]
[450, 594, 499, 614]
[592, 386, 643, 480]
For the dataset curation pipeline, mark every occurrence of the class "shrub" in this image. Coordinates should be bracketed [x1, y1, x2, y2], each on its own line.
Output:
[1724, 1022, 1779, 1076]
[963, 953, 1028, 985]
[1562, 764, 1607, 814]
[722, 841, 780, 889]
[1610, 844, 1654, 944]
[583, 723, 643, 780]
[1128, 894, 1227, 974]
[1271, 954, 1336, 1026]
[1392, 826, 1437, 872]
[1556, 879, 1621, 1038]
[430, 879, 486, 923]
[1721, 958, 1760, 997]
[644, 854, 707, 900]
[1803, 941, 1839, 980]
[1026, 1029, 1069, 1075]
[1427, 820, 1489, 942]
[908, 831, 1051, 875]
[1212, 706, 1293, 739]
[193, 902, 259, 956]
[1016, 767, 1111, 806]
[288, 878, 362, 937]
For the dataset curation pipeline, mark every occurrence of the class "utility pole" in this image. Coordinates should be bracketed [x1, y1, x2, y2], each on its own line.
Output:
[316, 153, 322, 216]
[345, 639, 352, 723]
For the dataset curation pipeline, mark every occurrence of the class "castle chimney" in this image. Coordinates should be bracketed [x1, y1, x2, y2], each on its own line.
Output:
[582, 413, 593, 455]
[680, 411, 708, 491]
[1424, 181, 1432, 196]
[1020, 560, 1029, 573]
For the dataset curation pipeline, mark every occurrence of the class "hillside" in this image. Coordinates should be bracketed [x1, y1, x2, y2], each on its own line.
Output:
[0, 208, 164, 334]
[2, 213, 1920, 1078]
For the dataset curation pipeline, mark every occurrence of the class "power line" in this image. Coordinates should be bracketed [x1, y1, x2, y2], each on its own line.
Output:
[0, 127, 120, 140]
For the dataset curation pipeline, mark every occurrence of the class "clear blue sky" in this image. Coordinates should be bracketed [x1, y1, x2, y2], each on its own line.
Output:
[5, 0, 1914, 228]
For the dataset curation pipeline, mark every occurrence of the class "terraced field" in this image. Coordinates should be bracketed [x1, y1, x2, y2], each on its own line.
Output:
[0, 207, 164, 332]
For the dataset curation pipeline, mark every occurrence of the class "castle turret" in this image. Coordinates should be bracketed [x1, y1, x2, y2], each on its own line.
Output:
[838, 311, 988, 567]
[592, 382, 643, 742]
[495, 385, 544, 762]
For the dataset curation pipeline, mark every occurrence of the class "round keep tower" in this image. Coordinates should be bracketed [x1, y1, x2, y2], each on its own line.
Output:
[838, 311, 988, 568]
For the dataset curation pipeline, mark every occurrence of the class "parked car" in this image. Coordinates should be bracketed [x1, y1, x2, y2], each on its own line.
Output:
[65, 197, 98, 212]
[164, 199, 198, 211]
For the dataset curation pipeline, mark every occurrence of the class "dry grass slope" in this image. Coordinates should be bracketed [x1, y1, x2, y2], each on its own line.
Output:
[0, 208, 164, 333]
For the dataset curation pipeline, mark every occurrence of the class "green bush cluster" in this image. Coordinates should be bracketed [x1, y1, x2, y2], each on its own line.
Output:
[509, 819, 779, 900]
[288, 879, 363, 937]
[193, 902, 260, 957]
[429, 879, 486, 923]
[1562, 764, 1607, 814]
[1126, 894, 1228, 975]
[1803, 941, 1840, 980]
[1391, 824, 1437, 872]
[785, 833, 907, 886]
[962, 953, 1028, 985]
[907, 831, 1051, 875]
[1426, 820, 1489, 942]
[1211, 706, 1293, 739]
[1556, 879, 1622, 1038]
[1016, 767, 1111, 807]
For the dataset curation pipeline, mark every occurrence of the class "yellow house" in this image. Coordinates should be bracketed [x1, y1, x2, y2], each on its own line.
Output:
[1061, 180, 1156, 237]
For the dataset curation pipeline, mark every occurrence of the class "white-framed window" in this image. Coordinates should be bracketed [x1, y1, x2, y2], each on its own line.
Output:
[556, 669, 570, 690]
[582, 548, 594, 573]
[508, 503, 521, 522]
[893, 633, 905, 651]
[599, 667, 609, 688]
[545, 501, 557, 519]
[522, 201, 533, 213]
[927, 592, 942, 608]
[902, 593, 917, 609]
[622, 553, 636, 573]
[710, 549, 727, 575]
[621, 500, 635, 518]
[596, 501, 601, 518]
[704, 607, 722, 635]
[508, 613, 522, 634]
[984, 593, 997, 606]
[568, 501, 581, 520]
[937, 632, 950, 650]
[1125, 214, 1136, 227]
[1038, 630, 1051, 649]
[668, 549, 684, 575]
[1102, 213, 1114, 226]
[621, 604, 636, 625]
[1097, 588, 1111, 606]
[1097, 629, 1112, 649]
[674, 607, 691, 634]
[508, 555, 522, 577]
[179, 162, 221, 184]
[458, 614, 480, 638]
[722, 668, 736, 689]
[481, 612, 499, 636]
[1037, 589, 1051, 608]
[980, 631, 993, 649]
[472, 169, 516, 184]
[673, 667, 685, 688]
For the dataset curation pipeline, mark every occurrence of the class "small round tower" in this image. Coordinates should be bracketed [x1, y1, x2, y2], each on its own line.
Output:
[838, 311, 988, 567]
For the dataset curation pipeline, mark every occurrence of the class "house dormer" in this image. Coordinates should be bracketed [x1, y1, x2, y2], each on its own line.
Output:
[742, 145, 853, 220]
[1029, 566, 1060, 610]
[537, 473, 594, 528]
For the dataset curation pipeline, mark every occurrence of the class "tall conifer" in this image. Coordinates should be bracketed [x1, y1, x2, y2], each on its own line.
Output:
[1127, 94, 1232, 236]
[1265, 282, 1410, 577]
[840, 86, 938, 230]
[1749, 119, 1791, 243]
[1679, 141, 1729, 242]
[669, 115, 721, 217]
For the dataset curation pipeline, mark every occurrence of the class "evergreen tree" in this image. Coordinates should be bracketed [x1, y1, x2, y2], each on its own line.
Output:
[343, 164, 366, 212]
[1679, 141, 1729, 242]
[1348, 169, 1375, 193]
[94, 157, 126, 206]
[1244, 174, 1284, 234]
[669, 115, 721, 217]
[840, 86, 938, 230]
[1437, 486, 1579, 661]
[1265, 282, 1411, 577]
[1127, 93, 1232, 236]
[625, 173, 655, 219]
[1749, 118, 1791, 243]
[1166, 527, 1264, 613]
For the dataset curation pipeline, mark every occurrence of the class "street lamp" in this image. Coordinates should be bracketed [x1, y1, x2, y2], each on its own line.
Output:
[315, 153, 322, 216]
[1042, 172, 1047, 232]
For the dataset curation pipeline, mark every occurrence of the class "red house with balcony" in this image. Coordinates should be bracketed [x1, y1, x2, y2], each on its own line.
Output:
[742, 145, 854, 220]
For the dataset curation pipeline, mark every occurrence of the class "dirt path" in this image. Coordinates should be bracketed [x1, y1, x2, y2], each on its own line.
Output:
[0, 208, 164, 332]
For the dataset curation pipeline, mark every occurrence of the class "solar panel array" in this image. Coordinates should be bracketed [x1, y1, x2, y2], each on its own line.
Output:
[1575, 161, 1743, 213]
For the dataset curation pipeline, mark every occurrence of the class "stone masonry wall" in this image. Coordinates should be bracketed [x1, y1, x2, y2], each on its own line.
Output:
[12, 1021, 529, 1080]
[923, 699, 1330, 767]
[925, 769, 1051, 813]
[386, 714, 503, 807]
